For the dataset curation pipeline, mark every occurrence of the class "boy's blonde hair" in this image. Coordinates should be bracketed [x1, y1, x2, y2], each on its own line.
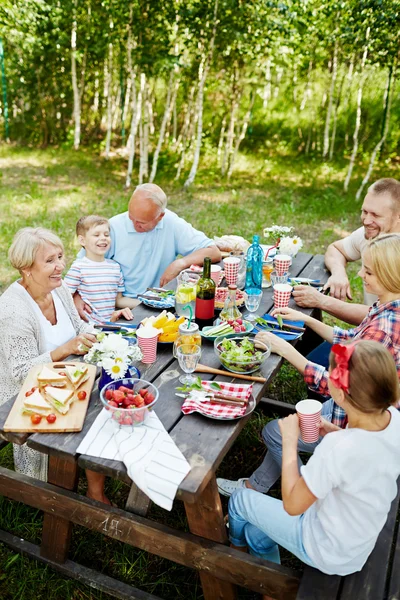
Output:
[76, 215, 109, 238]
[366, 234, 400, 294]
[9, 227, 64, 272]
[329, 340, 399, 413]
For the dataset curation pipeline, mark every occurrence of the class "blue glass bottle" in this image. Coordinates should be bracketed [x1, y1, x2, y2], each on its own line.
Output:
[245, 235, 263, 290]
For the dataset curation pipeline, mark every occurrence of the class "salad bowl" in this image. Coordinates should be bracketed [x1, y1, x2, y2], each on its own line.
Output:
[213, 335, 270, 374]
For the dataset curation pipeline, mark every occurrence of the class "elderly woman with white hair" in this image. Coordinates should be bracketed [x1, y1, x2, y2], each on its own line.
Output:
[0, 227, 108, 503]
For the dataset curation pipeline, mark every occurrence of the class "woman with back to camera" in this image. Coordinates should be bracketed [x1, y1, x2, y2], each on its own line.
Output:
[0, 227, 108, 503]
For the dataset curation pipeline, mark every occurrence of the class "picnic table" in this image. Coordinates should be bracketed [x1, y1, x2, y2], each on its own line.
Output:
[0, 252, 334, 600]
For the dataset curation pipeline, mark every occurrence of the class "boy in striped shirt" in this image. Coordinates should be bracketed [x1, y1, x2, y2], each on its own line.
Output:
[65, 215, 134, 325]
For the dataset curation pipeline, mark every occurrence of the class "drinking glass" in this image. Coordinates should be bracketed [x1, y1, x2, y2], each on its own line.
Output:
[244, 288, 263, 321]
[176, 344, 202, 384]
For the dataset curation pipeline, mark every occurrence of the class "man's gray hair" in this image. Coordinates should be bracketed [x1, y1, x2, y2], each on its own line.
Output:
[134, 183, 168, 211]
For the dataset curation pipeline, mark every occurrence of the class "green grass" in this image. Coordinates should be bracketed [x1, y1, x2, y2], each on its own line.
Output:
[0, 142, 390, 598]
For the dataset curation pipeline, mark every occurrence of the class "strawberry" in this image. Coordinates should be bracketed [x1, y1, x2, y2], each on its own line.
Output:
[105, 389, 114, 400]
[122, 396, 132, 407]
[113, 390, 125, 403]
[139, 388, 148, 398]
[144, 392, 155, 405]
[118, 386, 132, 394]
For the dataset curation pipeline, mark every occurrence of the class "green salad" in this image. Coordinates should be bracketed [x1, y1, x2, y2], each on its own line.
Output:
[217, 337, 265, 373]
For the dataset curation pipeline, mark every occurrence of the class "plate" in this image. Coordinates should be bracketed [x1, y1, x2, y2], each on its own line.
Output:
[200, 320, 255, 341]
[199, 394, 256, 421]
[253, 314, 304, 341]
[138, 292, 175, 309]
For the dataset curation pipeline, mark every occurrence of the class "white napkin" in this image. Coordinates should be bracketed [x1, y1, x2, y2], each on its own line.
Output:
[77, 409, 191, 511]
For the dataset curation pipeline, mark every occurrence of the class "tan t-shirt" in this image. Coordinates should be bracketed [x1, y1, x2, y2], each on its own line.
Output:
[341, 226, 377, 305]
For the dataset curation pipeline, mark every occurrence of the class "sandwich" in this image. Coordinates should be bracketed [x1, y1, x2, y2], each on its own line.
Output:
[22, 389, 52, 416]
[37, 365, 67, 388]
[65, 364, 89, 388]
[44, 386, 74, 415]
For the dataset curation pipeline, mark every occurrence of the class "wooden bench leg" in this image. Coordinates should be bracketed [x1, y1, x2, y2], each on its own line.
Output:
[184, 477, 237, 600]
[40, 456, 78, 563]
[125, 483, 152, 516]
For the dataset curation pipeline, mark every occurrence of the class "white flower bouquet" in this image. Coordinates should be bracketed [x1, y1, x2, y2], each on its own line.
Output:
[263, 225, 303, 257]
[84, 333, 143, 380]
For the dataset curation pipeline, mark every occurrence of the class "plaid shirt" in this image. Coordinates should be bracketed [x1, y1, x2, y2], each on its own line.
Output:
[304, 300, 400, 428]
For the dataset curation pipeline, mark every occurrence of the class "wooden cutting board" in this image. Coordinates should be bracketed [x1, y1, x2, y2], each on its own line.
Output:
[4, 361, 97, 433]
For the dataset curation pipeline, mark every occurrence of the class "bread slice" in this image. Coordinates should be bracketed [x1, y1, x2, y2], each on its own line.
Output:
[22, 389, 52, 416]
[65, 364, 89, 388]
[37, 365, 67, 387]
[44, 386, 74, 415]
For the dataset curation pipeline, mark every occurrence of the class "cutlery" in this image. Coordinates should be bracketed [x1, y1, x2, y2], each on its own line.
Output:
[175, 393, 245, 407]
[137, 293, 165, 301]
[256, 318, 305, 333]
[194, 364, 266, 383]
[289, 277, 320, 285]
[102, 321, 138, 330]
[146, 287, 174, 295]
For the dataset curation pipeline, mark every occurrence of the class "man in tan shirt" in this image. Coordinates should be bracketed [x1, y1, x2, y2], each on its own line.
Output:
[294, 178, 400, 326]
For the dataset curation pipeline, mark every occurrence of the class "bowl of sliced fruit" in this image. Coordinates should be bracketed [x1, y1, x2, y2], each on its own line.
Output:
[100, 378, 158, 427]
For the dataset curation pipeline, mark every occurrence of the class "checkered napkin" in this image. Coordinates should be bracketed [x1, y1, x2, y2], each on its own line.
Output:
[77, 410, 191, 511]
[181, 380, 253, 418]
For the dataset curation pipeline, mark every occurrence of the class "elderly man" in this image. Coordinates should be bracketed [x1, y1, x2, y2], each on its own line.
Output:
[294, 178, 400, 326]
[74, 183, 221, 319]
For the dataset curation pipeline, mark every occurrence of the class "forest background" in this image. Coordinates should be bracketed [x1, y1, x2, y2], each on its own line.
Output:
[0, 0, 399, 599]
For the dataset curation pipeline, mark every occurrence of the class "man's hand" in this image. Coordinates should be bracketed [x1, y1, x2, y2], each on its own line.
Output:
[293, 285, 324, 309]
[324, 274, 352, 302]
[279, 413, 300, 446]
[159, 258, 186, 287]
[110, 307, 133, 322]
[73, 292, 92, 322]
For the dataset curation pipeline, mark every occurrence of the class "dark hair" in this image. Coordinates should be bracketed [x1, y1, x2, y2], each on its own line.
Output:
[329, 340, 399, 413]
[76, 215, 109, 237]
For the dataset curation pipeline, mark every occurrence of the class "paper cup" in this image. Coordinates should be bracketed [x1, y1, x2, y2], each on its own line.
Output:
[136, 327, 159, 364]
[296, 399, 322, 443]
[273, 283, 292, 308]
[223, 256, 240, 285]
[210, 264, 222, 284]
[274, 254, 292, 276]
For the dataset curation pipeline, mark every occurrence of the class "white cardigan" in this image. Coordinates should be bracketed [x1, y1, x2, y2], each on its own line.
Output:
[0, 280, 91, 405]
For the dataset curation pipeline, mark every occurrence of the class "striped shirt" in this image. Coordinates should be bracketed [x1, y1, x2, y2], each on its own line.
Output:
[304, 299, 400, 427]
[65, 257, 125, 325]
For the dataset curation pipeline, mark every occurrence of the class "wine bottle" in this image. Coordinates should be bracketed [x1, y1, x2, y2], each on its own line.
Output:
[195, 257, 216, 327]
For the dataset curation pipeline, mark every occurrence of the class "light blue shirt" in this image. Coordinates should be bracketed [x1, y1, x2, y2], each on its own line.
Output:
[87, 209, 215, 297]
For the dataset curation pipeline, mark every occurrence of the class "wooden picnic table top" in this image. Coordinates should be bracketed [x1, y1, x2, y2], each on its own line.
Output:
[0, 252, 329, 504]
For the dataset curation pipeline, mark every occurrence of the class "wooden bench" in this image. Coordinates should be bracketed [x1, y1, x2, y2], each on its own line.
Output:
[260, 398, 400, 600]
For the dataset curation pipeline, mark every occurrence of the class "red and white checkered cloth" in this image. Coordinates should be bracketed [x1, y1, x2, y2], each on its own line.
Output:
[181, 380, 253, 418]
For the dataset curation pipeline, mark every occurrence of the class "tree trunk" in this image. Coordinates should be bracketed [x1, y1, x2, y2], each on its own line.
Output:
[149, 70, 175, 182]
[300, 60, 313, 111]
[356, 62, 396, 201]
[221, 75, 240, 176]
[344, 28, 370, 192]
[175, 86, 196, 180]
[217, 116, 226, 160]
[125, 71, 139, 189]
[138, 73, 147, 184]
[263, 58, 271, 109]
[104, 35, 113, 159]
[71, 1, 80, 150]
[184, 0, 219, 188]
[227, 91, 255, 179]
[323, 40, 338, 159]
[329, 66, 345, 161]
[92, 70, 99, 114]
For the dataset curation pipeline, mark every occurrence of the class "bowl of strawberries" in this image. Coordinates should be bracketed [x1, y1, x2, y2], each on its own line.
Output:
[100, 378, 158, 427]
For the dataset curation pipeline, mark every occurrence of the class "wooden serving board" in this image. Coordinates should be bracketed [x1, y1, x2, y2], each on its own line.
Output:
[4, 361, 97, 433]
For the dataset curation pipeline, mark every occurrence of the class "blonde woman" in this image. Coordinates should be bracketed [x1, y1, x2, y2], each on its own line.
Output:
[218, 233, 400, 497]
[0, 228, 107, 503]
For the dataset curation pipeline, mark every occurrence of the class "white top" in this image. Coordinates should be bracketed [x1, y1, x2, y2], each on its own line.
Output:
[22, 289, 76, 352]
[301, 407, 400, 575]
[341, 226, 378, 305]
[65, 256, 125, 325]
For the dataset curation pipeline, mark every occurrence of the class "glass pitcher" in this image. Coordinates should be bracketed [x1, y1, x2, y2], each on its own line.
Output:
[175, 271, 199, 317]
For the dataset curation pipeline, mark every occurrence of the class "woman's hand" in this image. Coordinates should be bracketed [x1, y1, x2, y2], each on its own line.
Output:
[255, 331, 291, 356]
[67, 332, 97, 355]
[271, 306, 307, 322]
[319, 417, 340, 437]
[279, 414, 300, 446]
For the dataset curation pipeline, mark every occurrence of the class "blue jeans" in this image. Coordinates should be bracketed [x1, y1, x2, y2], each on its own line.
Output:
[306, 341, 332, 370]
[228, 488, 315, 566]
[248, 399, 334, 493]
